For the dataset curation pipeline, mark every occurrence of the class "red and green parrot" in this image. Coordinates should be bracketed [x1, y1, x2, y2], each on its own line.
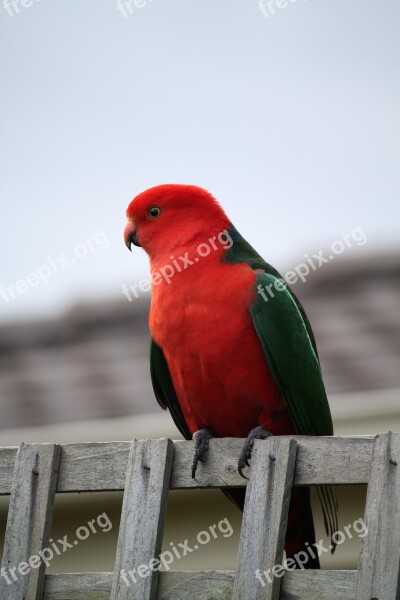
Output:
[124, 184, 337, 568]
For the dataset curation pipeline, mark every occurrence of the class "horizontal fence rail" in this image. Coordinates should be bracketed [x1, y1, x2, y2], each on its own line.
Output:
[42, 570, 358, 600]
[0, 436, 374, 495]
[0, 433, 399, 600]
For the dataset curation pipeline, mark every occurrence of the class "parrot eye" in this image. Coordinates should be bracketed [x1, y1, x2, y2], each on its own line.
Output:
[148, 206, 162, 219]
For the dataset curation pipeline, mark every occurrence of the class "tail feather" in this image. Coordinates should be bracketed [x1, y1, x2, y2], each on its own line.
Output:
[316, 485, 339, 554]
[285, 487, 320, 569]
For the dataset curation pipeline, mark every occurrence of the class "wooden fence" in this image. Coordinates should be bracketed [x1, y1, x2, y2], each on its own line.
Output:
[0, 433, 399, 599]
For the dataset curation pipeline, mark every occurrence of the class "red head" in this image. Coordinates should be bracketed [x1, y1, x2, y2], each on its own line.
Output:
[124, 184, 231, 259]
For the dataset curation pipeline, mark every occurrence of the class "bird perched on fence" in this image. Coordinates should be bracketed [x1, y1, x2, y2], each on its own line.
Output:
[124, 184, 338, 568]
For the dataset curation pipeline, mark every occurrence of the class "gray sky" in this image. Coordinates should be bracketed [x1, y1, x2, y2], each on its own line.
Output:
[1, 0, 399, 322]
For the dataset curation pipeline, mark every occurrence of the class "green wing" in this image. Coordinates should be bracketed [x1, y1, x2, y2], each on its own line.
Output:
[150, 338, 191, 440]
[225, 226, 338, 545]
[225, 226, 332, 435]
[251, 271, 333, 436]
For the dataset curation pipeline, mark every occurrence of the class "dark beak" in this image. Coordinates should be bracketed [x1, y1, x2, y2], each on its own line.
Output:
[125, 229, 141, 251]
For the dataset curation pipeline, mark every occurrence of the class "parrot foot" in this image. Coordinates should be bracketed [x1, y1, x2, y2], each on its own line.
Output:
[191, 428, 212, 478]
[238, 425, 273, 479]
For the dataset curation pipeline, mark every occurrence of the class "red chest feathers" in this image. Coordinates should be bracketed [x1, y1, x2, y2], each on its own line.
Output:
[149, 257, 292, 437]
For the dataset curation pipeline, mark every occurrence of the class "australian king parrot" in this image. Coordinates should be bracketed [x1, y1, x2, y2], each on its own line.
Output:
[124, 184, 338, 568]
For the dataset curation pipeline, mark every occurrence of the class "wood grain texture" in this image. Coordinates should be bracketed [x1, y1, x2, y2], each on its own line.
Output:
[110, 438, 174, 600]
[42, 570, 357, 599]
[355, 431, 400, 600]
[0, 443, 61, 600]
[0, 436, 374, 495]
[232, 438, 297, 600]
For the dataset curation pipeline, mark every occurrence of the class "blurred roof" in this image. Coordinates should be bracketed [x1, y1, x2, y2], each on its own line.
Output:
[294, 251, 400, 393]
[0, 251, 399, 430]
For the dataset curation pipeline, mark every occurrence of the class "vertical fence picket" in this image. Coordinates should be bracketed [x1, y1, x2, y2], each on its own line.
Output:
[111, 438, 174, 600]
[0, 443, 61, 600]
[355, 431, 400, 600]
[232, 437, 297, 600]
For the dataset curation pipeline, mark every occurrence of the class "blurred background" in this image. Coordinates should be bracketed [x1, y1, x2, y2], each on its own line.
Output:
[0, 0, 399, 578]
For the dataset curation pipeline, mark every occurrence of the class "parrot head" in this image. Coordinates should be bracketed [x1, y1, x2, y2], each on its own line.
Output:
[124, 184, 230, 257]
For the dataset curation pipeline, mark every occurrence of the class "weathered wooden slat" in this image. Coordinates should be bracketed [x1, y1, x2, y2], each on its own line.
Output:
[355, 431, 400, 600]
[110, 438, 174, 600]
[232, 438, 297, 600]
[159, 570, 234, 599]
[57, 442, 128, 493]
[44, 572, 112, 600]
[42, 570, 357, 599]
[281, 569, 357, 600]
[166, 436, 372, 489]
[0, 446, 19, 494]
[0, 436, 374, 495]
[0, 443, 61, 600]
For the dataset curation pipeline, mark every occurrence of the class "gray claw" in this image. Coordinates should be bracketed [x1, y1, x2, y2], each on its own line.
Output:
[191, 428, 212, 478]
[238, 425, 273, 479]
